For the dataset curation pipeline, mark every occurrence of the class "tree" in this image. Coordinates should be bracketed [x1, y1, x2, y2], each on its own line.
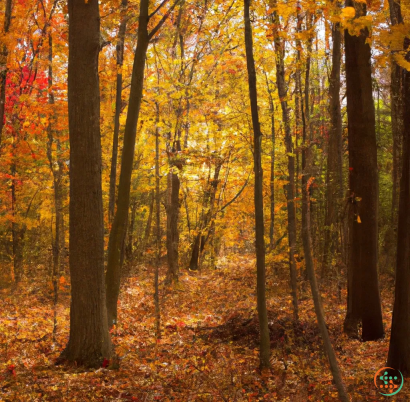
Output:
[108, 0, 128, 224]
[343, 0, 384, 341]
[387, 40, 410, 374]
[0, 0, 12, 145]
[244, 0, 270, 370]
[270, 0, 299, 322]
[105, 0, 180, 327]
[60, 0, 112, 367]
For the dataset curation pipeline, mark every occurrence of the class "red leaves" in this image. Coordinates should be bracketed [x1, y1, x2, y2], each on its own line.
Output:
[102, 358, 109, 368]
[7, 364, 16, 377]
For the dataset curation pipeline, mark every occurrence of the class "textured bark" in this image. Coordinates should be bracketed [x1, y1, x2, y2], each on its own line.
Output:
[322, 16, 343, 276]
[343, 0, 384, 341]
[387, 42, 410, 374]
[0, 0, 12, 146]
[271, 0, 299, 322]
[244, 0, 270, 369]
[105, 0, 149, 327]
[61, 0, 111, 367]
[108, 0, 128, 223]
[388, 0, 403, 271]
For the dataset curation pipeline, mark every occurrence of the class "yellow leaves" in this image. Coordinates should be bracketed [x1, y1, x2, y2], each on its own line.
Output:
[342, 7, 356, 20]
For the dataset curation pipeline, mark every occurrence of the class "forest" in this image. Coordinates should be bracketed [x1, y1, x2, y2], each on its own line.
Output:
[0, 0, 410, 400]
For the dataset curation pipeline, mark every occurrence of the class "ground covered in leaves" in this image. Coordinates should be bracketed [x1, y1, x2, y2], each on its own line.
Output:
[0, 256, 407, 401]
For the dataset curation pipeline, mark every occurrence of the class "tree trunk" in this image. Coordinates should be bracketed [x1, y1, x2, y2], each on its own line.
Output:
[189, 161, 222, 271]
[387, 41, 410, 374]
[271, 0, 299, 322]
[303, 175, 349, 402]
[322, 15, 343, 277]
[0, 0, 12, 146]
[108, 0, 128, 223]
[264, 72, 275, 249]
[61, 0, 111, 367]
[166, 169, 180, 282]
[154, 102, 161, 338]
[244, 0, 270, 370]
[389, 0, 403, 274]
[125, 199, 138, 263]
[46, 32, 63, 329]
[105, 0, 150, 327]
[343, 0, 384, 341]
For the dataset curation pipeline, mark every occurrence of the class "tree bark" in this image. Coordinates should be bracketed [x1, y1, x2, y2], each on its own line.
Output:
[322, 12, 343, 276]
[271, 0, 299, 322]
[0, 0, 12, 146]
[61, 0, 111, 367]
[264, 72, 275, 249]
[343, 0, 384, 341]
[244, 0, 270, 370]
[108, 0, 128, 223]
[105, 0, 150, 327]
[387, 40, 410, 374]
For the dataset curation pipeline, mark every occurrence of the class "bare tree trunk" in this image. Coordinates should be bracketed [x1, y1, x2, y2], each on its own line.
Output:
[264, 72, 275, 249]
[387, 40, 410, 374]
[105, 0, 150, 327]
[105, 0, 180, 327]
[303, 176, 349, 402]
[271, 0, 299, 322]
[108, 0, 128, 223]
[322, 16, 343, 277]
[244, 0, 270, 369]
[343, 0, 384, 341]
[60, 0, 112, 367]
[388, 0, 403, 276]
[125, 199, 138, 263]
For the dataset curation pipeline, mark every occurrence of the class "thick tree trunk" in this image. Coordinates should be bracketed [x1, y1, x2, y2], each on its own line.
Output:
[322, 17, 343, 276]
[271, 1, 299, 322]
[61, 0, 111, 367]
[343, 1, 384, 341]
[387, 42, 410, 374]
[388, 0, 403, 273]
[105, 0, 150, 327]
[0, 0, 12, 146]
[166, 170, 180, 282]
[244, 0, 270, 370]
[108, 0, 128, 223]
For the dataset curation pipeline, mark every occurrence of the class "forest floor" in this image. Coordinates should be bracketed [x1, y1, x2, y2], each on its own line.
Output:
[0, 255, 407, 401]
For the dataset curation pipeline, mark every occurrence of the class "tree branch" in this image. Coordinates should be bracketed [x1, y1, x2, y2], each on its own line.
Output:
[148, 0, 181, 42]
